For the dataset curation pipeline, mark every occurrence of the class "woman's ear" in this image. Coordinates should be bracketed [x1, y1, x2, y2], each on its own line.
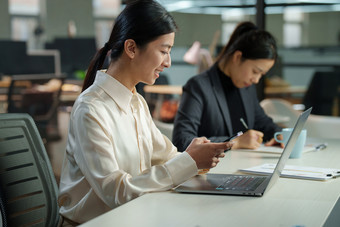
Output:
[124, 39, 137, 59]
[232, 50, 243, 63]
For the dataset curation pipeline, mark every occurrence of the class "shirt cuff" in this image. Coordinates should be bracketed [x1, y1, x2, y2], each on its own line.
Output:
[165, 152, 198, 186]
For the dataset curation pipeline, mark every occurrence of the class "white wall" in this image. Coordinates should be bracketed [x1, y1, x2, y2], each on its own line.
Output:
[0, 0, 10, 39]
[305, 11, 340, 46]
[172, 12, 222, 46]
[45, 0, 95, 41]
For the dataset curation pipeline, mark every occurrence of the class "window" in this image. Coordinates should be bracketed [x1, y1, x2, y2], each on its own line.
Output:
[9, 0, 40, 50]
[9, 0, 39, 15]
[94, 20, 114, 48]
[221, 9, 250, 45]
[93, 0, 121, 18]
[92, 0, 122, 48]
[283, 8, 304, 47]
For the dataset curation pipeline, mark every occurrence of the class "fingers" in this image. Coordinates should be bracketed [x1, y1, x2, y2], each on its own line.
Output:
[192, 137, 208, 144]
[216, 152, 225, 158]
[208, 143, 229, 168]
[198, 152, 223, 173]
[265, 138, 285, 148]
[211, 156, 220, 168]
[212, 141, 234, 152]
[264, 140, 274, 146]
[186, 137, 232, 170]
[193, 137, 233, 151]
[238, 130, 263, 149]
[252, 130, 263, 144]
[225, 141, 234, 150]
[190, 137, 211, 146]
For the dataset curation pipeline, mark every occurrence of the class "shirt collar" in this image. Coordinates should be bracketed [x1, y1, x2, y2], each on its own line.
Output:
[94, 70, 137, 113]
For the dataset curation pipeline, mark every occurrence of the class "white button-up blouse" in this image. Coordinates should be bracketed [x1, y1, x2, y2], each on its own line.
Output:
[58, 71, 198, 224]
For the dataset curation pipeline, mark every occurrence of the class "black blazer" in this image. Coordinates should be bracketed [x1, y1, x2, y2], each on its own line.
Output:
[172, 64, 281, 152]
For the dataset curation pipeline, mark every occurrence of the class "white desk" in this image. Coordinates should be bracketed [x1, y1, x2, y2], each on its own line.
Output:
[80, 139, 340, 227]
[143, 85, 182, 95]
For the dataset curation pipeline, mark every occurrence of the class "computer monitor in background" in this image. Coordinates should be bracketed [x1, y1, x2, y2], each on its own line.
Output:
[45, 38, 97, 79]
[0, 40, 55, 76]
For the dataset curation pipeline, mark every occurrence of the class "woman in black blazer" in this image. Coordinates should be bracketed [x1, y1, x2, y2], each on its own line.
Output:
[173, 21, 283, 152]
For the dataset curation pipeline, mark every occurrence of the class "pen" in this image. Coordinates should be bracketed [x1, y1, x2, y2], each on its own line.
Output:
[240, 118, 249, 130]
[315, 143, 327, 151]
[327, 171, 340, 178]
[240, 117, 263, 143]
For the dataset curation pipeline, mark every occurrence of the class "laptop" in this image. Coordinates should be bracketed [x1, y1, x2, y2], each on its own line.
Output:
[174, 107, 312, 197]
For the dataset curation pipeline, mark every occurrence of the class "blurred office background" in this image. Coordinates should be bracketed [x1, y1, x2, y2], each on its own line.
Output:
[1, 0, 340, 106]
[1, 0, 340, 182]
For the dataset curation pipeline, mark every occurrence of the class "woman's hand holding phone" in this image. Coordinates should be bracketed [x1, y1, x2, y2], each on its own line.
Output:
[223, 131, 243, 152]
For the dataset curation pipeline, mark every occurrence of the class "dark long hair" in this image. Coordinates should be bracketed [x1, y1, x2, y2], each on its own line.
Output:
[82, 0, 178, 91]
[216, 21, 277, 64]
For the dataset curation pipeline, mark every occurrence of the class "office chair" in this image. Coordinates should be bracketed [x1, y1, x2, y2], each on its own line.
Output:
[260, 98, 340, 139]
[154, 119, 174, 141]
[0, 185, 7, 227]
[303, 71, 340, 116]
[0, 113, 60, 227]
[7, 73, 66, 142]
[260, 98, 299, 128]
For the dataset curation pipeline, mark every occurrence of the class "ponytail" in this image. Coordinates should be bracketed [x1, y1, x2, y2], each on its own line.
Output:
[82, 43, 110, 92]
[216, 21, 258, 63]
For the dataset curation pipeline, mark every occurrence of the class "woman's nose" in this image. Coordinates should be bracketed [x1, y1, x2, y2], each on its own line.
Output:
[252, 75, 261, 84]
[163, 54, 171, 68]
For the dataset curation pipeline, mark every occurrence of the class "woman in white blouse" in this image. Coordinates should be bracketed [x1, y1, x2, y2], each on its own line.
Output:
[58, 0, 232, 225]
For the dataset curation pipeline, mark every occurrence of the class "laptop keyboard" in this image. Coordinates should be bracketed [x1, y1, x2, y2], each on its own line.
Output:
[216, 175, 266, 191]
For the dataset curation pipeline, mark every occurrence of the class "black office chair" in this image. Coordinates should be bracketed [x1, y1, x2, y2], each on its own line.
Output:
[0, 185, 7, 227]
[7, 73, 66, 142]
[303, 71, 340, 116]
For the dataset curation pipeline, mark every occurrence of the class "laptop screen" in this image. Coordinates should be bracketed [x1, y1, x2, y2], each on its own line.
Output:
[265, 107, 312, 193]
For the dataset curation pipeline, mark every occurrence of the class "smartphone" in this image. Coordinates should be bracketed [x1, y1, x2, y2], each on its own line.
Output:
[223, 131, 243, 152]
[224, 131, 243, 142]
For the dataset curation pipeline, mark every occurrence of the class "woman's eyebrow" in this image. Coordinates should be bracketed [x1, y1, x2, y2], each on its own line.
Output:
[161, 44, 173, 49]
[255, 66, 264, 72]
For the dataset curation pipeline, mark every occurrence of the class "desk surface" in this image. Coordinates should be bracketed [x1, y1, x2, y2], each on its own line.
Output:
[80, 138, 340, 227]
[264, 85, 306, 95]
[143, 85, 306, 96]
[143, 85, 182, 95]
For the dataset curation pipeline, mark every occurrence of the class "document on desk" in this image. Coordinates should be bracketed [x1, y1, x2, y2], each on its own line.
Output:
[240, 163, 340, 181]
[233, 142, 326, 155]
